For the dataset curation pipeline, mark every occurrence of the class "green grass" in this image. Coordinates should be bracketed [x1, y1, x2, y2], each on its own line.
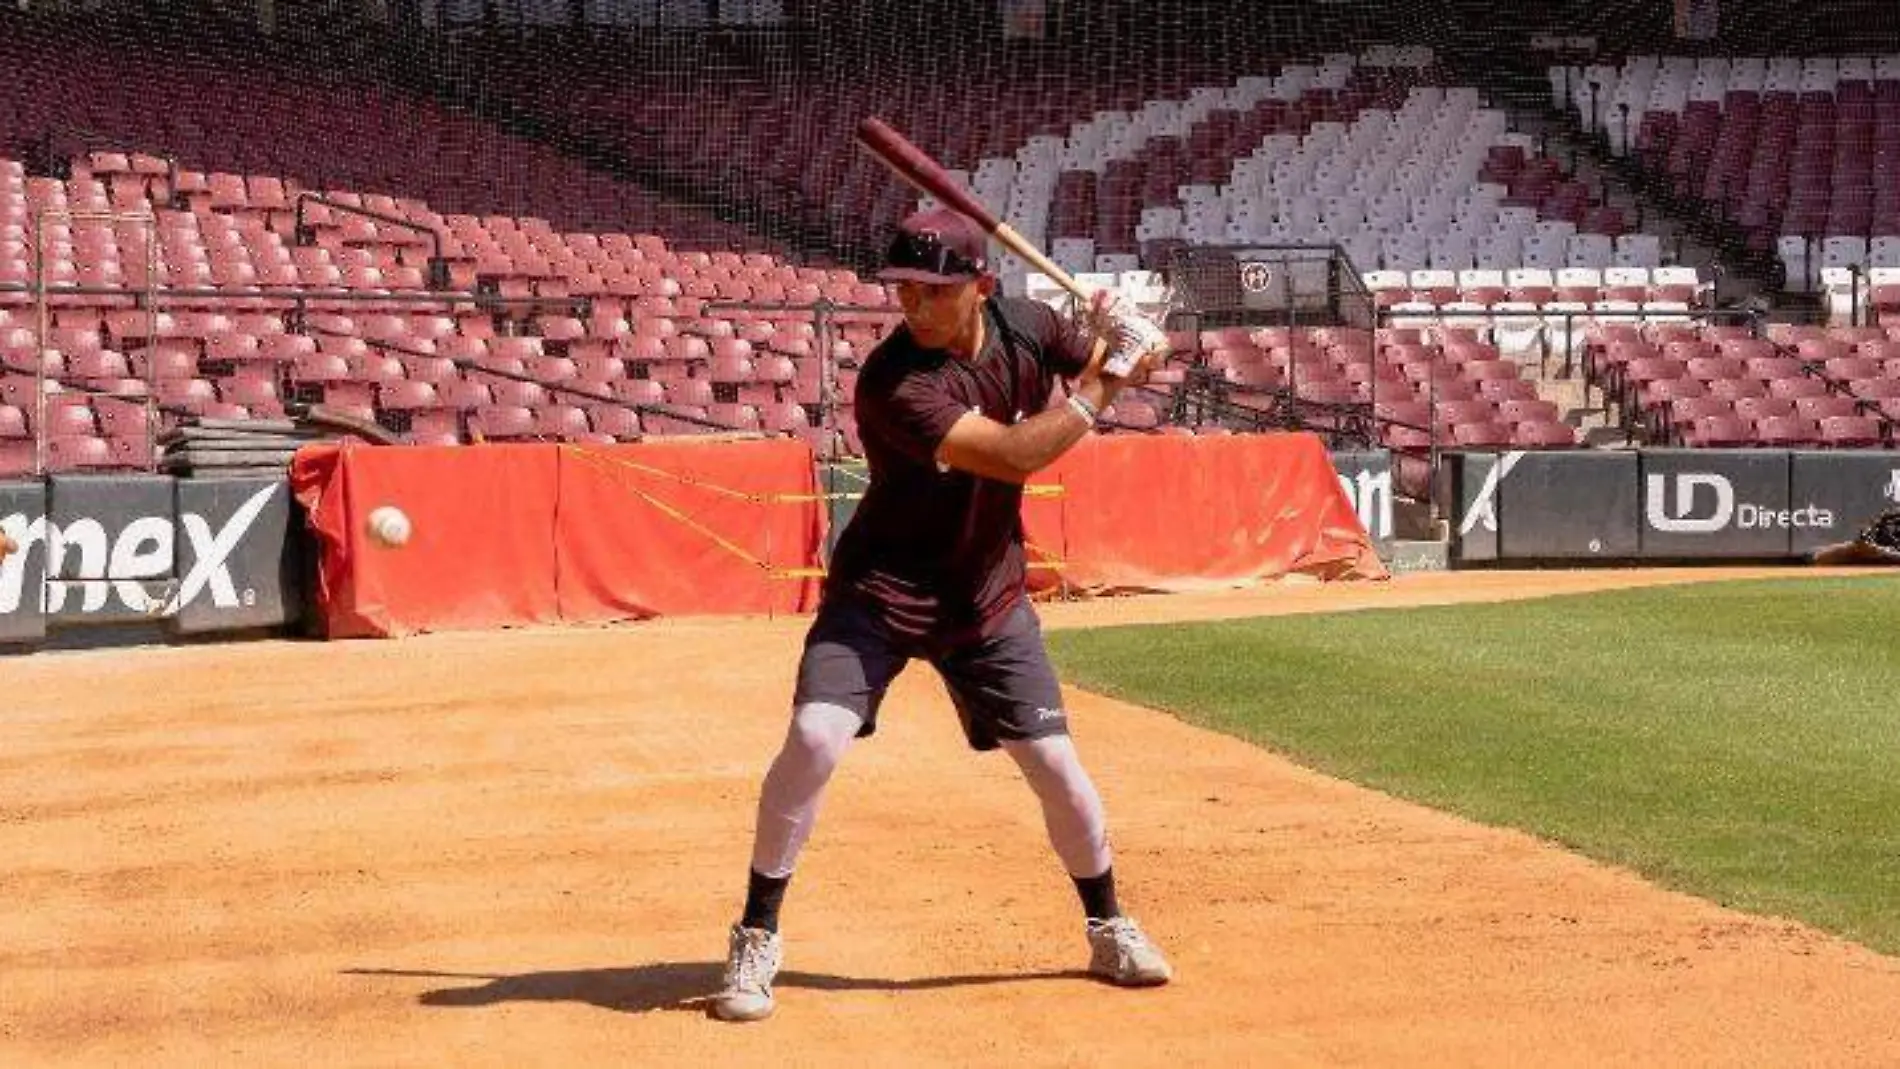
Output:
[1046, 577, 1900, 954]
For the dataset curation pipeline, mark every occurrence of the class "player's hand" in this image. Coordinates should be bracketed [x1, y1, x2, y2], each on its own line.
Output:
[1116, 340, 1166, 388]
[1102, 308, 1168, 384]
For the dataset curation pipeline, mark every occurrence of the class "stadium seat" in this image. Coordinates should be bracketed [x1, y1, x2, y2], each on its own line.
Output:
[1818, 415, 1883, 447]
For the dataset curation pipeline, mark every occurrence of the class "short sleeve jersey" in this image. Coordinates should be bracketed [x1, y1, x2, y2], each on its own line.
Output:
[825, 297, 1094, 642]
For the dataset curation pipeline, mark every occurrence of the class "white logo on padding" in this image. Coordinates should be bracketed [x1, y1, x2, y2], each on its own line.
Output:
[1458, 450, 1527, 536]
[0, 484, 277, 615]
[1647, 473, 1734, 534]
[1645, 473, 1834, 534]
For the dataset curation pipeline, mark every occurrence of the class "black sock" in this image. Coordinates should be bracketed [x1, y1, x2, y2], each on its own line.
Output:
[1073, 868, 1121, 921]
[741, 869, 791, 933]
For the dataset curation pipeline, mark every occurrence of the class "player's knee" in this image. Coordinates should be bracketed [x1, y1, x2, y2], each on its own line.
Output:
[1006, 730, 1070, 766]
[785, 701, 860, 767]
[1005, 734, 1090, 791]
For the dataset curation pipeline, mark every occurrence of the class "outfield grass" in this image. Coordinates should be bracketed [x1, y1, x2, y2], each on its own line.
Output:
[1046, 576, 1900, 955]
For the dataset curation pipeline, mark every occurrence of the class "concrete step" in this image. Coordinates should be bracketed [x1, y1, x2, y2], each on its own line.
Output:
[1383, 539, 1451, 574]
[1533, 370, 1625, 437]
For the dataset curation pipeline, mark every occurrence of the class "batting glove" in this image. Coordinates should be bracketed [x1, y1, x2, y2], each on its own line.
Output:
[1104, 308, 1169, 378]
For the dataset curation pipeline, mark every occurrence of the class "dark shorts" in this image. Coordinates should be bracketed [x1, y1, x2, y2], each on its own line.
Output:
[792, 596, 1069, 752]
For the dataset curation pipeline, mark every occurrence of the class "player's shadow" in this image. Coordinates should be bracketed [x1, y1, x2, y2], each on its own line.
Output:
[343, 962, 1093, 1016]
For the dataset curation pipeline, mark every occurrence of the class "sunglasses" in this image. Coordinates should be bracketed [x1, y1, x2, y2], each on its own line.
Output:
[886, 229, 984, 277]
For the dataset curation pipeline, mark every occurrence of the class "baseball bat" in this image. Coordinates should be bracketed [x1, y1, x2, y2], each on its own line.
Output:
[854, 116, 1095, 304]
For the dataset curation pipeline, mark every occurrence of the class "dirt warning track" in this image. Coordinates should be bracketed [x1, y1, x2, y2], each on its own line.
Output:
[2, 568, 1896, 1067]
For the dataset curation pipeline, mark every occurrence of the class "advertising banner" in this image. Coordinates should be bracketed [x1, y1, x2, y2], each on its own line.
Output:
[1, 475, 301, 644]
[1447, 448, 1900, 564]
[1638, 450, 1793, 558]
[42, 475, 178, 626]
[0, 480, 48, 645]
[1499, 450, 1641, 559]
[1330, 450, 1395, 547]
[174, 477, 305, 634]
[1446, 451, 1500, 563]
[1788, 451, 1900, 556]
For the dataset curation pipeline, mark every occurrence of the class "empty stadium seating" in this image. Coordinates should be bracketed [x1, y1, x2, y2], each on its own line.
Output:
[0, 134, 908, 475]
[944, 46, 1703, 304]
[0, 23, 1890, 487]
[476, 41, 1301, 261]
[0, 25, 761, 250]
[1555, 53, 1900, 298]
[1034, 59, 1639, 279]
[1584, 319, 1898, 447]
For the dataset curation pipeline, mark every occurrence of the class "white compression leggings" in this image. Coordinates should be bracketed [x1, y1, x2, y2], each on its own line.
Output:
[749, 701, 1112, 880]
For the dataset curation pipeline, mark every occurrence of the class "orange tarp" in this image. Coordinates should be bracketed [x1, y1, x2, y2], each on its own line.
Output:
[1022, 433, 1388, 593]
[290, 440, 825, 638]
[289, 443, 563, 639]
[554, 439, 826, 622]
[289, 433, 1383, 639]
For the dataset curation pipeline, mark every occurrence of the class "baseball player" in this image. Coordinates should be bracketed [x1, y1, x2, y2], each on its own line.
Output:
[713, 207, 1173, 1022]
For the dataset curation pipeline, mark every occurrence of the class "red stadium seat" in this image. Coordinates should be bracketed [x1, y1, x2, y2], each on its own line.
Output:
[589, 406, 644, 439]
[1451, 421, 1513, 447]
[1497, 399, 1561, 425]
[1793, 396, 1863, 422]
[1685, 414, 1752, 447]
[1732, 397, 1797, 424]
[1511, 421, 1577, 448]
[665, 379, 716, 408]
[1754, 416, 1820, 447]
[379, 381, 439, 411]
[469, 405, 536, 440]
[45, 434, 114, 471]
[1817, 415, 1883, 448]
[706, 403, 761, 431]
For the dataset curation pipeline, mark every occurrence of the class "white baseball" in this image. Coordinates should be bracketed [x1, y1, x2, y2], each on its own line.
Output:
[368, 505, 412, 547]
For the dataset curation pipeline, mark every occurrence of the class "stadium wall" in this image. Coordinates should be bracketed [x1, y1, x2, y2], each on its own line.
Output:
[0, 473, 307, 647]
[1446, 448, 1900, 563]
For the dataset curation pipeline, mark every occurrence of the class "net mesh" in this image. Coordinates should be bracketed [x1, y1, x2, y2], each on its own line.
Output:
[1, 2, 1897, 482]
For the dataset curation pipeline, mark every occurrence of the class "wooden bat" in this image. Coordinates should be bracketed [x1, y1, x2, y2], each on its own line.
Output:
[854, 116, 1093, 303]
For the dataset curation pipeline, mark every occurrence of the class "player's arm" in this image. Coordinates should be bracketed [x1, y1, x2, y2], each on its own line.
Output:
[934, 375, 1111, 483]
[936, 296, 1173, 481]
[931, 315, 1170, 482]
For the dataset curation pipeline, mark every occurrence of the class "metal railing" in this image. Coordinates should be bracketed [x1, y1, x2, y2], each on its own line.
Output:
[1761, 334, 1898, 448]
[0, 282, 589, 318]
[1387, 305, 1768, 443]
[1155, 243, 1385, 446]
[293, 192, 453, 290]
[1, 276, 597, 457]
[333, 328, 741, 438]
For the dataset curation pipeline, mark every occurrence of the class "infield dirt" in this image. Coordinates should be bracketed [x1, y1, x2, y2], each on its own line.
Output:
[3, 567, 1896, 1067]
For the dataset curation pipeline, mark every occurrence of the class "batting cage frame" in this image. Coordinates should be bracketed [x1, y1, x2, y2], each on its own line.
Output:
[1153, 243, 1383, 449]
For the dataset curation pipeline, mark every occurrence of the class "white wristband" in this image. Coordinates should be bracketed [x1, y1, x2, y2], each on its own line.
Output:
[1067, 393, 1099, 425]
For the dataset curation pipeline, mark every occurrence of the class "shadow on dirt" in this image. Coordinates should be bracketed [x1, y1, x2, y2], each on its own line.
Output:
[344, 962, 1094, 1015]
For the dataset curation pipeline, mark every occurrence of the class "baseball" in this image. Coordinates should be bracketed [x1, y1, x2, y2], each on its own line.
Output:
[367, 506, 413, 548]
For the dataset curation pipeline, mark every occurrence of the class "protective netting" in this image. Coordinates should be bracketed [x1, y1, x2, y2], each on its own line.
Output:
[1, 2, 1896, 482]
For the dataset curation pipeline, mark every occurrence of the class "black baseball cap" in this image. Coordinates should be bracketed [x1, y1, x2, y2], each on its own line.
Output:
[877, 208, 991, 285]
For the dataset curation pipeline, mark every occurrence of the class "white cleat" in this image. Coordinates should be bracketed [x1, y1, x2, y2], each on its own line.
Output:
[1086, 916, 1172, 987]
[712, 923, 783, 1022]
